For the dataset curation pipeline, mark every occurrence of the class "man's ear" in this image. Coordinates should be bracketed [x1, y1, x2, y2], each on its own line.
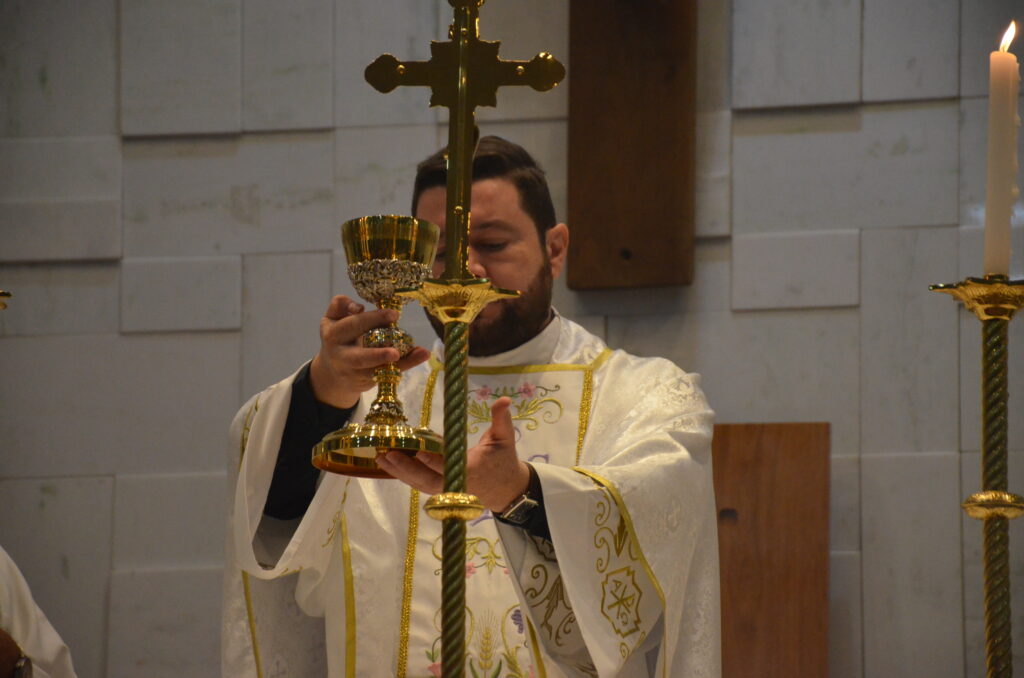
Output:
[546, 223, 569, 279]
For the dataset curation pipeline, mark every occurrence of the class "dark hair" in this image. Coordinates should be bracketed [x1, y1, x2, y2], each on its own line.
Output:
[411, 135, 557, 239]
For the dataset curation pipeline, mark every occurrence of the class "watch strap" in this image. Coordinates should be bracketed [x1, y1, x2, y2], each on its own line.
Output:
[495, 463, 541, 526]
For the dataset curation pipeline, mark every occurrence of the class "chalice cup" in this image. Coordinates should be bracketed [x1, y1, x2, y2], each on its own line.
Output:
[312, 215, 444, 478]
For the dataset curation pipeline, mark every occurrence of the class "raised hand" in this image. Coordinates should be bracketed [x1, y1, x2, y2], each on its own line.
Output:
[376, 397, 531, 513]
[309, 295, 431, 409]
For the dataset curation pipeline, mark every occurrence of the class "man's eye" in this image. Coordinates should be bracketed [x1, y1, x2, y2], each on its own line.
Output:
[476, 241, 508, 252]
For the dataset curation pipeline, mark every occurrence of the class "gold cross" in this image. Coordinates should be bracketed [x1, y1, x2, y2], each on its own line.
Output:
[364, 23, 564, 111]
[364, 0, 565, 282]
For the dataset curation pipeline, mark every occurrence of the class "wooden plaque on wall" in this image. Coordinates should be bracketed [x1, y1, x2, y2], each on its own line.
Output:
[567, 0, 697, 290]
[712, 423, 831, 678]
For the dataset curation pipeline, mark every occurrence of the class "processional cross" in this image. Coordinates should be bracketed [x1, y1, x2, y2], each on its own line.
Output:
[364, 2, 564, 676]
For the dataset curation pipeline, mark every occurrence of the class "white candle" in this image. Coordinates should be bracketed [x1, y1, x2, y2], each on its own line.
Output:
[984, 21, 1019, 276]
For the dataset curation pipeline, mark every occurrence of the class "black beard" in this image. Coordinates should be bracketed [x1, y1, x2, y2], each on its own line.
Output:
[427, 263, 553, 357]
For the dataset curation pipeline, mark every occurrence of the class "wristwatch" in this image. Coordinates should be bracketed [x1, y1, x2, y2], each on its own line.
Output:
[13, 653, 32, 678]
[495, 464, 541, 527]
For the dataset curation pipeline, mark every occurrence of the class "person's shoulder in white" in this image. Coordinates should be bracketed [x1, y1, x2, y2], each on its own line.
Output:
[0, 545, 78, 678]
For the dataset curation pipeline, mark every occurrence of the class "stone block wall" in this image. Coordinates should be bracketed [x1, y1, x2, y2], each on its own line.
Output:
[1, 1, 1022, 676]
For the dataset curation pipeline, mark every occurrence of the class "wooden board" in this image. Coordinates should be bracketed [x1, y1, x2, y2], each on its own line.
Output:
[567, 0, 697, 290]
[713, 423, 831, 678]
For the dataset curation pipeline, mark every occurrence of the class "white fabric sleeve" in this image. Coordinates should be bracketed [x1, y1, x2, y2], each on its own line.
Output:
[500, 361, 718, 678]
[222, 378, 331, 678]
[0, 545, 77, 678]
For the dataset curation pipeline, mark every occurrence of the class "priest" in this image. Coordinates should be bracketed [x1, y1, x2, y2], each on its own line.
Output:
[223, 137, 721, 678]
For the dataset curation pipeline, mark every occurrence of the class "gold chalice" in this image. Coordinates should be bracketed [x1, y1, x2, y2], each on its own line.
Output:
[312, 215, 444, 478]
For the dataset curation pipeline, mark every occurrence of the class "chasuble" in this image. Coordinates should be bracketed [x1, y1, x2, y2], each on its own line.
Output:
[223, 316, 720, 678]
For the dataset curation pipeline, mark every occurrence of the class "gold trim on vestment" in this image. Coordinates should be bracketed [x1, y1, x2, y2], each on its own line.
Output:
[575, 350, 611, 465]
[526, 619, 548, 678]
[397, 487, 421, 678]
[571, 468, 668, 677]
[341, 512, 357, 677]
[421, 362, 441, 426]
[239, 399, 265, 678]
[240, 573, 264, 678]
[575, 368, 595, 465]
[427, 347, 612, 376]
[396, 364, 440, 676]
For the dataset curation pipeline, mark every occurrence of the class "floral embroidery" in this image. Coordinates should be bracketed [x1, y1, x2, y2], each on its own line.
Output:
[424, 607, 536, 678]
[425, 539, 536, 677]
[467, 382, 564, 434]
[434, 536, 507, 575]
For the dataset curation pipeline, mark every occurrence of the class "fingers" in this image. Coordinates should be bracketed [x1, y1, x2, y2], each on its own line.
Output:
[314, 295, 432, 407]
[414, 450, 445, 474]
[487, 397, 515, 443]
[324, 295, 362, 321]
[344, 347, 401, 369]
[322, 308, 399, 346]
[349, 308, 399, 336]
[394, 346, 431, 372]
[376, 451, 442, 494]
[322, 298, 431, 372]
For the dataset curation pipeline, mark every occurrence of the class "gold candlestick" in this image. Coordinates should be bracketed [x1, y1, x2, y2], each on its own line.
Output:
[931, 274, 1024, 678]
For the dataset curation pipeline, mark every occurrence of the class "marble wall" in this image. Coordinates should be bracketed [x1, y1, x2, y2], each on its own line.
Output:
[0, 0, 1022, 676]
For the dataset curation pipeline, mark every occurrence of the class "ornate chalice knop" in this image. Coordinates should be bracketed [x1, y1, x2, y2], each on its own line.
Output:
[312, 215, 444, 478]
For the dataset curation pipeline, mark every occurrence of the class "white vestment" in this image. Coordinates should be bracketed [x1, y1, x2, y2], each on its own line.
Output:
[0, 545, 78, 678]
[224, 316, 720, 678]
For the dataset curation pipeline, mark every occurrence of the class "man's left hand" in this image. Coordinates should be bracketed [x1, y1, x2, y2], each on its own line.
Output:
[376, 397, 530, 514]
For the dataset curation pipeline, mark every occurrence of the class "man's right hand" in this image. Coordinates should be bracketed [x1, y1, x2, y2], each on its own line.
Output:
[309, 295, 431, 409]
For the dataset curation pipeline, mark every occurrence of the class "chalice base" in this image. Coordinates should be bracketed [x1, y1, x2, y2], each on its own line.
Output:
[313, 422, 443, 478]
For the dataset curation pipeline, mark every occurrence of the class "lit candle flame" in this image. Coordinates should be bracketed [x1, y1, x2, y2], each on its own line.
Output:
[1000, 21, 1016, 52]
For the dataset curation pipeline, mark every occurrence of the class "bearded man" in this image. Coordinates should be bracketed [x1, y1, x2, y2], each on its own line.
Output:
[223, 137, 721, 678]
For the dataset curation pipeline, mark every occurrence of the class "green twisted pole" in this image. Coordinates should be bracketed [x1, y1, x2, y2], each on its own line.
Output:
[981, 317, 1012, 678]
[441, 321, 470, 678]
[438, 5, 476, 675]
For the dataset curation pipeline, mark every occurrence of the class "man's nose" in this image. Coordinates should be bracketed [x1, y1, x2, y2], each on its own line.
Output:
[467, 251, 487, 279]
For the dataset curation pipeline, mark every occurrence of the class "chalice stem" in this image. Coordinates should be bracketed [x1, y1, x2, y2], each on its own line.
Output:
[365, 364, 405, 426]
[441, 320, 469, 678]
[981, 317, 1013, 678]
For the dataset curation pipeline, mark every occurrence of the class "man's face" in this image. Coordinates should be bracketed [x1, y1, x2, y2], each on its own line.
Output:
[414, 177, 568, 356]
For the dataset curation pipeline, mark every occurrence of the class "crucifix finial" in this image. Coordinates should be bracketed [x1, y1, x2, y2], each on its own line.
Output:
[364, 1, 565, 280]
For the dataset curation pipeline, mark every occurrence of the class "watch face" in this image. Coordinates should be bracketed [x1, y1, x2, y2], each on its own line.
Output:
[501, 495, 539, 525]
[14, 655, 32, 678]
